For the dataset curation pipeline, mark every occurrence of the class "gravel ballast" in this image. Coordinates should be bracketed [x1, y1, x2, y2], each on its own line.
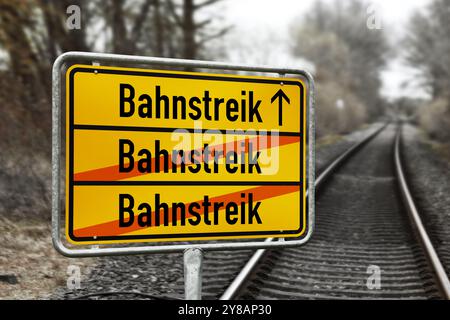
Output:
[401, 124, 450, 278]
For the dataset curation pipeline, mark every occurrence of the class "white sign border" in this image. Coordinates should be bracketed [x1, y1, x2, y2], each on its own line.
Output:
[52, 51, 315, 257]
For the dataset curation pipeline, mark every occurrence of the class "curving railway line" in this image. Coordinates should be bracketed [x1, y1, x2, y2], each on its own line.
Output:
[215, 123, 450, 300]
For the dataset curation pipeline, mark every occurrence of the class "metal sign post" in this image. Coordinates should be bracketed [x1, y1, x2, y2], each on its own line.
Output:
[183, 248, 203, 300]
[51, 51, 315, 300]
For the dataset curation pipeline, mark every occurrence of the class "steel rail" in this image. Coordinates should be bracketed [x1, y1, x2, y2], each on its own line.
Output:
[220, 122, 388, 300]
[394, 124, 450, 300]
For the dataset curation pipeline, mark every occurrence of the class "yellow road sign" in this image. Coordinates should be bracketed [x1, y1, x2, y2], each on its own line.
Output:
[66, 64, 307, 244]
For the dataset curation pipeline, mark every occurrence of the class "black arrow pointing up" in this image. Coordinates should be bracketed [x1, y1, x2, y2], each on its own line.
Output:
[271, 89, 290, 126]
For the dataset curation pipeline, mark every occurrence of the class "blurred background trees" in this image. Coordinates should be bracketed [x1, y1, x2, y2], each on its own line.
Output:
[0, 0, 228, 218]
[0, 0, 448, 219]
[404, 0, 450, 142]
[290, 0, 390, 137]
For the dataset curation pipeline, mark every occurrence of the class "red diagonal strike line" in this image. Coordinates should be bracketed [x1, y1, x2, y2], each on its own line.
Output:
[73, 185, 300, 238]
[74, 135, 299, 181]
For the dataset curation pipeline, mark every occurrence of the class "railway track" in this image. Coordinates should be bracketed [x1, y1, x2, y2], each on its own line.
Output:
[213, 123, 450, 300]
[66, 122, 450, 300]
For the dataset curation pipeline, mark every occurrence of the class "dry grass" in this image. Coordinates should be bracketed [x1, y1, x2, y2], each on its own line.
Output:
[0, 217, 95, 299]
[417, 98, 450, 163]
[433, 143, 450, 163]
[316, 134, 343, 147]
[419, 132, 450, 164]
[418, 98, 450, 143]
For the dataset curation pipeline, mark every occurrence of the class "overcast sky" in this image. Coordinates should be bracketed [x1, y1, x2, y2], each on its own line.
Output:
[221, 0, 432, 100]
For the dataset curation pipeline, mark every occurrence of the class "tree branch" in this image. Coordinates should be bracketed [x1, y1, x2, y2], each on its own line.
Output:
[130, 0, 153, 44]
[167, 0, 183, 27]
[195, 18, 212, 29]
[195, 0, 223, 10]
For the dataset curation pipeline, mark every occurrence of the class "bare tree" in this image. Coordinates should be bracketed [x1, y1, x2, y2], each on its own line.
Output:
[405, 0, 450, 102]
[106, 0, 154, 54]
[0, 0, 232, 220]
[168, 0, 230, 61]
[405, 0, 450, 142]
[291, 0, 390, 119]
[0, 1, 42, 100]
